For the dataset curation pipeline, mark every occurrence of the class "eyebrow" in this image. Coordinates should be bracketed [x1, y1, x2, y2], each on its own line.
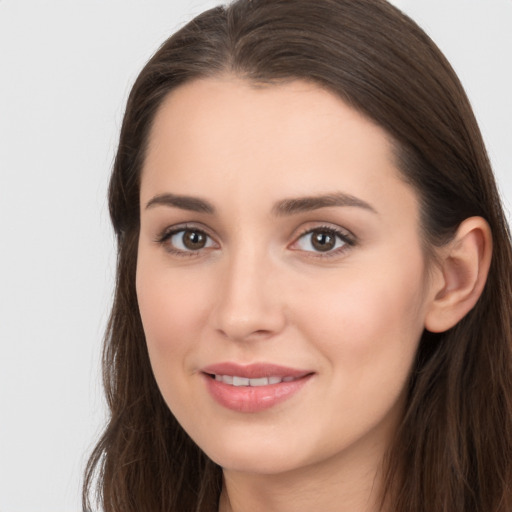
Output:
[145, 191, 377, 216]
[272, 192, 378, 216]
[145, 193, 215, 214]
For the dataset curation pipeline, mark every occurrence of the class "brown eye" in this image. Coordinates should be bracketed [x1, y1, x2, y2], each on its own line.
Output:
[164, 228, 216, 253]
[182, 230, 207, 250]
[293, 227, 352, 254]
[311, 230, 336, 252]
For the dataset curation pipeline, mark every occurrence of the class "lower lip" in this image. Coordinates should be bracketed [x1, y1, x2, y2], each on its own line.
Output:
[203, 374, 312, 413]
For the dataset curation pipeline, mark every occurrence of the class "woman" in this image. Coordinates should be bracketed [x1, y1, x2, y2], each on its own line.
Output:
[83, 0, 512, 510]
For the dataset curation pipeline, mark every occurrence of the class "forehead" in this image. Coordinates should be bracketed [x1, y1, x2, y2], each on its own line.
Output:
[141, 77, 417, 221]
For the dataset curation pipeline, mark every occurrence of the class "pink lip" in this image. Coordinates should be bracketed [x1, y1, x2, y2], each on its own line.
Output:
[201, 362, 314, 413]
[202, 362, 311, 379]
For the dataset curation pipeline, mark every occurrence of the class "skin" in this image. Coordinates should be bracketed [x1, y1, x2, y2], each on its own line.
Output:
[136, 77, 458, 512]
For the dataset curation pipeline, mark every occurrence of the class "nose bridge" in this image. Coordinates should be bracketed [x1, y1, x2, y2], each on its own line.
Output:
[213, 235, 285, 341]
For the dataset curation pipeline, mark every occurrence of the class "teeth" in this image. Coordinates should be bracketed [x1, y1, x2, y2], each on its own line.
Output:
[214, 375, 297, 386]
[249, 377, 269, 386]
[233, 376, 250, 386]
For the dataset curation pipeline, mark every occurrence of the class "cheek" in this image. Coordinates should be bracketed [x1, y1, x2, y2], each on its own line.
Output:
[296, 254, 427, 385]
[288, 260, 428, 453]
[136, 256, 210, 374]
[135, 260, 215, 425]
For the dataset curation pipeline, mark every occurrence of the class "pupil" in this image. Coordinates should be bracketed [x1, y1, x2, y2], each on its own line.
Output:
[312, 231, 335, 251]
[183, 231, 206, 250]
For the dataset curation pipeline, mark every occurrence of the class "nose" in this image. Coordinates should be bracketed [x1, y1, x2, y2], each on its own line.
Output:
[211, 246, 287, 342]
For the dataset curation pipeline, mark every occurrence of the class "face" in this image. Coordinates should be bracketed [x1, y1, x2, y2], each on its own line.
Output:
[136, 77, 436, 476]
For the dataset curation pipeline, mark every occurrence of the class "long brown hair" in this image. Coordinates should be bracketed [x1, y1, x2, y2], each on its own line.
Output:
[83, 1, 512, 510]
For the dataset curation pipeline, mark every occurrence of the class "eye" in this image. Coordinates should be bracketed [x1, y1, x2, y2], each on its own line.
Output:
[157, 227, 216, 255]
[292, 227, 354, 254]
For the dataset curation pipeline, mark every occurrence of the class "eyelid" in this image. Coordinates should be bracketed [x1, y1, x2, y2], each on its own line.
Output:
[289, 224, 356, 257]
[154, 221, 356, 258]
[155, 223, 219, 255]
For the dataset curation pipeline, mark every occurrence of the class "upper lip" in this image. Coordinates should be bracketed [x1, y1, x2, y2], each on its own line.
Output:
[201, 362, 312, 379]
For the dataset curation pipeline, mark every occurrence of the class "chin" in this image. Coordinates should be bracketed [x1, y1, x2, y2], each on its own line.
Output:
[190, 426, 309, 475]
[209, 448, 303, 475]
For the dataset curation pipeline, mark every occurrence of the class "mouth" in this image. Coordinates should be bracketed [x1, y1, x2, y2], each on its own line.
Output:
[201, 363, 314, 412]
[206, 374, 303, 386]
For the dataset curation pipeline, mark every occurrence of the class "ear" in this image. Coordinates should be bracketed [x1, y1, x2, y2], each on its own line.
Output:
[424, 217, 492, 333]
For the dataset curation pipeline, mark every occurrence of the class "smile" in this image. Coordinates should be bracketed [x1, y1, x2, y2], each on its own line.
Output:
[201, 363, 313, 412]
[212, 375, 299, 386]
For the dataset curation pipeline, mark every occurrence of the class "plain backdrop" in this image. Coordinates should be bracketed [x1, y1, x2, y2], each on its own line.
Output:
[0, 1, 510, 511]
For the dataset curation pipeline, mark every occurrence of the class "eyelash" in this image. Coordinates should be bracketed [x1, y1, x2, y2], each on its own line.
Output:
[155, 224, 216, 257]
[292, 225, 355, 258]
[155, 224, 356, 258]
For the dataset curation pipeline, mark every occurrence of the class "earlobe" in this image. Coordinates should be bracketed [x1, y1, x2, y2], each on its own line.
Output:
[424, 217, 492, 333]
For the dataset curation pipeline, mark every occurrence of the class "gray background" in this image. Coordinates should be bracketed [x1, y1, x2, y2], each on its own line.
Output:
[0, 1, 510, 510]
